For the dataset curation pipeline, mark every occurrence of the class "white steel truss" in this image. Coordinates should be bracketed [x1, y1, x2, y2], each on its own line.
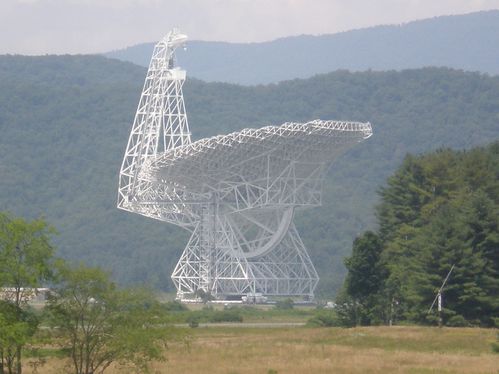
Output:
[118, 30, 373, 301]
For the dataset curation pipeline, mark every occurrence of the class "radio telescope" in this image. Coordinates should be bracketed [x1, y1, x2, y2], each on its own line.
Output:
[118, 30, 373, 301]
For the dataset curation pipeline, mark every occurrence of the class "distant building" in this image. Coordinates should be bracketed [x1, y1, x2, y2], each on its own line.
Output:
[0, 287, 51, 304]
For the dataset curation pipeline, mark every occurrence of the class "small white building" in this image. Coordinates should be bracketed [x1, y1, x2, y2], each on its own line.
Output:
[0, 287, 51, 304]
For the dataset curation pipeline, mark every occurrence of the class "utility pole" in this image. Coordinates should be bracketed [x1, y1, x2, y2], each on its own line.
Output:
[437, 291, 442, 328]
[428, 264, 455, 328]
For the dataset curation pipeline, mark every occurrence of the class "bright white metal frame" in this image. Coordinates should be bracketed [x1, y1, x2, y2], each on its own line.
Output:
[118, 30, 373, 301]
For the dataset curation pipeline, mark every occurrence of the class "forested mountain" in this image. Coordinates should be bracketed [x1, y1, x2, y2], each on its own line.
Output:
[0, 55, 498, 296]
[341, 143, 499, 326]
[106, 11, 499, 84]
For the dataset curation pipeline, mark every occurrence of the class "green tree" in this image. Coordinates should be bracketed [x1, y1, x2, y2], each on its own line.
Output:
[341, 231, 385, 325]
[0, 302, 38, 374]
[0, 212, 55, 374]
[343, 143, 499, 326]
[453, 192, 496, 324]
[47, 264, 176, 374]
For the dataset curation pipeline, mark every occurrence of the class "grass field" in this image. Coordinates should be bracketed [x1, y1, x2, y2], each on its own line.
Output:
[24, 325, 498, 373]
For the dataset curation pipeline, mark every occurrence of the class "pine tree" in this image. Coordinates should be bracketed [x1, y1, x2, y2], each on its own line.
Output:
[340, 142, 499, 326]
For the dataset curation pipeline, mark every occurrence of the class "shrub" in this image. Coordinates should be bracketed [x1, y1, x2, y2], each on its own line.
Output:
[186, 315, 200, 328]
[307, 311, 340, 327]
[162, 301, 188, 312]
[275, 298, 294, 310]
[209, 310, 243, 323]
[447, 315, 468, 327]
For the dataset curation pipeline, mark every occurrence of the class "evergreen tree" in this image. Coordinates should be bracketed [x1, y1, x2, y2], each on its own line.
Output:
[342, 231, 385, 325]
[340, 142, 499, 326]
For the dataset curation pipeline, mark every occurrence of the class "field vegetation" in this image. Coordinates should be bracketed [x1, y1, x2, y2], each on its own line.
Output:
[21, 326, 499, 374]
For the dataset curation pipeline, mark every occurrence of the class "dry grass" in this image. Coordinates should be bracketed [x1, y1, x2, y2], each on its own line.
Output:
[24, 326, 498, 374]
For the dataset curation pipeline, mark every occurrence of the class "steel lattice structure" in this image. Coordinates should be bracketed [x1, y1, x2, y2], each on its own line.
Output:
[118, 30, 373, 301]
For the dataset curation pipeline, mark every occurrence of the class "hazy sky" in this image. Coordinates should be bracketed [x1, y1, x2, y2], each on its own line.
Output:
[1, 0, 499, 55]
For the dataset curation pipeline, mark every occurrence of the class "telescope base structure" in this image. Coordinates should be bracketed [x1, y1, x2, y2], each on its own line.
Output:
[171, 220, 319, 301]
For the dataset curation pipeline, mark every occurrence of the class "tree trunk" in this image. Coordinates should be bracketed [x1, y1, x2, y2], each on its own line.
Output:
[6, 347, 14, 374]
[15, 346, 21, 374]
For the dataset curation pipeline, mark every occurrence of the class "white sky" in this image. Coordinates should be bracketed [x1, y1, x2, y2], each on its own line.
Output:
[1, 0, 499, 55]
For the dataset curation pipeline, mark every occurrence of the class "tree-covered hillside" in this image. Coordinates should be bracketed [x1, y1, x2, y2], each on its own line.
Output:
[341, 143, 499, 326]
[106, 10, 499, 84]
[0, 55, 498, 295]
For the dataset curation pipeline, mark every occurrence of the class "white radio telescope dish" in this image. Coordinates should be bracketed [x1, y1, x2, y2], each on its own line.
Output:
[118, 29, 373, 301]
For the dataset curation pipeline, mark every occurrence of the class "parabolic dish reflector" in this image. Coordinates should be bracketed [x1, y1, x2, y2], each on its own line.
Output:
[146, 120, 372, 194]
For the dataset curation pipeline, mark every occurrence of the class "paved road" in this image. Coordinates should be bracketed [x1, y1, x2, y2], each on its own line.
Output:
[175, 322, 306, 328]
